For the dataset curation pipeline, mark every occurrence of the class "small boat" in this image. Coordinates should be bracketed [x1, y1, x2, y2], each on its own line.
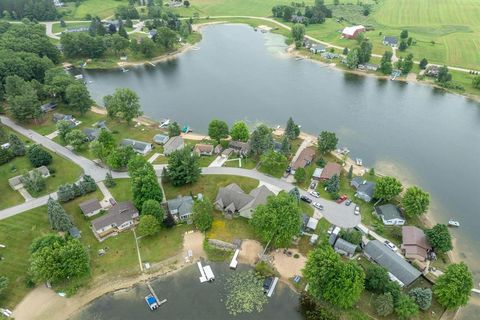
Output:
[121, 67, 129, 73]
[355, 158, 363, 166]
[337, 147, 350, 155]
[74, 74, 84, 80]
[145, 294, 159, 310]
[0, 308, 13, 317]
[182, 125, 191, 133]
[448, 220, 460, 227]
[159, 119, 170, 128]
[191, 47, 200, 51]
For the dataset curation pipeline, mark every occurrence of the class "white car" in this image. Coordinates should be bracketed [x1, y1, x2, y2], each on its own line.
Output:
[354, 206, 360, 215]
[309, 190, 320, 198]
[313, 202, 324, 210]
[384, 240, 398, 252]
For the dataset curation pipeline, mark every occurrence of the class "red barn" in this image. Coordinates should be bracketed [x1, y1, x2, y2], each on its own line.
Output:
[342, 25, 365, 39]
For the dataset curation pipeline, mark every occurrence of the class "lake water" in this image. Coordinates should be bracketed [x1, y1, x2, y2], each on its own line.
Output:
[83, 24, 480, 317]
[73, 263, 301, 320]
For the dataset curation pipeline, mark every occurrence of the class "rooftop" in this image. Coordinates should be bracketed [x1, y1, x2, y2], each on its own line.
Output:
[375, 204, 403, 221]
[79, 199, 102, 215]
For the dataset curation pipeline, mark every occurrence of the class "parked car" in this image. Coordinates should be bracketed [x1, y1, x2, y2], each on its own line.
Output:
[309, 190, 320, 198]
[354, 206, 360, 215]
[285, 166, 292, 174]
[309, 181, 317, 189]
[384, 240, 398, 252]
[263, 277, 273, 293]
[336, 194, 347, 204]
[345, 199, 352, 206]
[300, 195, 312, 203]
[313, 202, 324, 210]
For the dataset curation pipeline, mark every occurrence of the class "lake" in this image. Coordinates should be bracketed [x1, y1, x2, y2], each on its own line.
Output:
[83, 24, 480, 317]
[73, 263, 301, 320]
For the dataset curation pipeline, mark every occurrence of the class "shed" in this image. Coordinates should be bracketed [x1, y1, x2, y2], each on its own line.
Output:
[306, 217, 319, 231]
[334, 238, 357, 257]
[163, 136, 185, 155]
[312, 167, 323, 180]
[121, 139, 153, 155]
[153, 134, 169, 145]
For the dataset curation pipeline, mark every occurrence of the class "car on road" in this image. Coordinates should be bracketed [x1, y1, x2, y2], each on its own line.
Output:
[300, 195, 312, 203]
[313, 202, 324, 210]
[354, 206, 360, 215]
[336, 194, 347, 204]
[384, 240, 398, 252]
[345, 199, 352, 206]
[309, 190, 320, 198]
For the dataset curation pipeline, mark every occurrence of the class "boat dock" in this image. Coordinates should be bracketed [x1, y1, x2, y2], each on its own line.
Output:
[229, 249, 240, 269]
[197, 261, 207, 283]
[145, 283, 166, 310]
[267, 277, 279, 297]
[197, 261, 215, 282]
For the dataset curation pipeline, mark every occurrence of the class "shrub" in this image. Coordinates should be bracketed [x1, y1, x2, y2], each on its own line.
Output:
[27, 145, 52, 167]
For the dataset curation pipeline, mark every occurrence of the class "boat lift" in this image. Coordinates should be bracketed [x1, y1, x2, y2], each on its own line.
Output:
[145, 283, 167, 311]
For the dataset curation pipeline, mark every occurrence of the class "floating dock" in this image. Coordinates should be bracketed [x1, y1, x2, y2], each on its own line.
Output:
[145, 283, 167, 310]
[230, 249, 240, 269]
[267, 277, 279, 297]
[203, 265, 215, 282]
[197, 261, 207, 283]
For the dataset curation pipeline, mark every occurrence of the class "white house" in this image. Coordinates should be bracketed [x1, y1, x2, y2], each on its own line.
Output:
[375, 204, 405, 225]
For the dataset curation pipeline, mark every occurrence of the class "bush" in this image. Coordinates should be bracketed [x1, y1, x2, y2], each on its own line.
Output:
[254, 261, 276, 277]
[27, 145, 52, 167]
[375, 292, 394, 316]
[409, 287, 432, 311]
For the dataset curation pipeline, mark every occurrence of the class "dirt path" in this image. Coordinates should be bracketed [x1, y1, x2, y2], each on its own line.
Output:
[238, 240, 263, 265]
[272, 249, 307, 280]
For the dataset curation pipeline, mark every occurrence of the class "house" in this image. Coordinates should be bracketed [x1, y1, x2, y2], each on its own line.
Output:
[214, 144, 223, 154]
[214, 183, 274, 219]
[291, 15, 307, 24]
[383, 36, 398, 48]
[334, 238, 357, 258]
[69, 227, 81, 239]
[163, 136, 185, 155]
[148, 29, 157, 39]
[79, 199, 102, 217]
[306, 217, 319, 231]
[425, 65, 440, 77]
[53, 113, 78, 127]
[40, 102, 56, 113]
[318, 162, 342, 181]
[291, 148, 315, 173]
[310, 44, 326, 54]
[351, 177, 376, 202]
[8, 166, 50, 190]
[222, 148, 234, 158]
[321, 52, 338, 59]
[401, 226, 431, 262]
[193, 144, 214, 156]
[121, 139, 153, 155]
[153, 134, 169, 145]
[91, 202, 139, 238]
[229, 141, 250, 156]
[364, 63, 379, 71]
[342, 25, 365, 39]
[364, 240, 421, 287]
[82, 128, 100, 141]
[166, 194, 199, 221]
[312, 167, 323, 180]
[375, 204, 405, 226]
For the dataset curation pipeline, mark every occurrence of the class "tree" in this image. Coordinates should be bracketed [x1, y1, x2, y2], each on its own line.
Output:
[0, 275, 8, 295]
[285, 117, 300, 140]
[400, 29, 409, 39]
[364, 264, 390, 293]
[437, 65, 452, 83]
[291, 23, 305, 48]
[342, 47, 348, 55]
[338, 229, 362, 245]
[0, 147, 13, 165]
[326, 174, 339, 193]
[129, 159, 163, 209]
[402, 186, 430, 217]
[21, 170, 46, 193]
[65, 83, 92, 114]
[57, 184, 75, 202]
[280, 135, 290, 156]
[8, 83, 41, 122]
[398, 40, 407, 51]
[433, 262, 473, 309]
[374, 176, 403, 201]
[47, 198, 73, 231]
[8, 134, 26, 156]
[56, 120, 73, 142]
[317, 131, 338, 154]
[409, 287, 432, 311]
[230, 121, 250, 142]
[425, 224, 452, 253]
[346, 47, 359, 69]
[394, 294, 418, 320]
[168, 121, 181, 137]
[289, 187, 300, 203]
[104, 88, 142, 125]
[225, 271, 268, 315]
[155, 27, 178, 49]
[375, 292, 394, 316]
[27, 145, 52, 167]
[347, 165, 353, 180]
[419, 58, 428, 69]
[400, 53, 414, 74]
[294, 167, 307, 184]
[166, 148, 201, 186]
[91, 129, 116, 163]
[260, 150, 288, 176]
[118, 26, 129, 39]
[107, 145, 136, 169]
[137, 215, 160, 237]
[142, 199, 165, 223]
[65, 129, 88, 151]
[192, 197, 214, 232]
[80, 175, 97, 193]
[104, 172, 116, 188]
[358, 39, 372, 64]
[250, 124, 273, 156]
[208, 119, 229, 143]
[303, 245, 365, 308]
[30, 234, 90, 283]
[380, 51, 393, 74]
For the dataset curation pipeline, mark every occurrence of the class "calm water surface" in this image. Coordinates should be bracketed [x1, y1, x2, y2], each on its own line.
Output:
[83, 24, 480, 317]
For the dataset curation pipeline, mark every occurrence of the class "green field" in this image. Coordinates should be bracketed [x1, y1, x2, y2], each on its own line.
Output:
[52, 21, 90, 34]
[59, 0, 130, 20]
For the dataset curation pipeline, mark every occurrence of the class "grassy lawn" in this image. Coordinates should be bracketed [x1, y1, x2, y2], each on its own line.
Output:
[207, 211, 258, 243]
[60, 0, 129, 20]
[107, 178, 132, 202]
[223, 156, 258, 169]
[258, 162, 287, 178]
[297, 217, 330, 256]
[51, 21, 90, 34]
[162, 174, 259, 201]
[0, 207, 51, 309]
[197, 155, 216, 167]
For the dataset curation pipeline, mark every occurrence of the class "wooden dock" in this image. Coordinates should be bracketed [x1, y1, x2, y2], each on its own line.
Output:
[147, 283, 167, 307]
[267, 277, 279, 297]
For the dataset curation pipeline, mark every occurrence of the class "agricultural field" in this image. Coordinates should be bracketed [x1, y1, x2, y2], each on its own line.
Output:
[59, 0, 130, 20]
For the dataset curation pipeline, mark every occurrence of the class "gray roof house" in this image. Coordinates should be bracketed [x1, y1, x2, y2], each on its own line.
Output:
[229, 141, 251, 156]
[121, 139, 153, 155]
[40, 102, 56, 113]
[364, 240, 421, 287]
[8, 166, 50, 190]
[334, 238, 357, 258]
[79, 199, 102, 217]
[92, 202, 139, 239]
[383, 36, 398, 47]
[375, 204, 405, 226]
[214, 183, 274, 219]
[167, 194, 199, 220]
[310, 44, 326, 54]
[163, 136, 185, 155]
[153, 134, 170, 145]
[351, 177, 376, 202]
[53, 113, 78, 127]
[82, 128, 100, 141]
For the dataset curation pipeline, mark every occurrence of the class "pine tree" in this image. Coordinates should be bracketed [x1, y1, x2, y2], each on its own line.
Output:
[47, 198, 73, 231]
[105, 172, 116, 187]
[348, 165, 353, 180]
[281, 135, 290, 156]
[285, 117, 299, 140]
[57, 184, 75, 202]
[8, 134, 26, 156]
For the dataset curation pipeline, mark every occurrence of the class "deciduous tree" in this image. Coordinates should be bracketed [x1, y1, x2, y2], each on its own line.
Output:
[433, 262, 473, 309]
[394, 294, 418, 320]
[8, 134, 26, 156]
[66, 83, 92, 114]
[419, 58, 428, 69]
[65, 129, 88, 151]
[379, 51, 393, 74]
[168, 121, 181, 137]
[294, 167, 307, 184]
[291, 23, 305, 48]
[141, 199, 165, 223]
[375, 292, 394, 316]
[250, 124, 273, 156]
[364, 264, 390, 293]
[346, 47, 359, 69]
[21, 170, 46, 193]
[402, 186, 430, 217]
[208, 119, 229, 143]
[57, 120, 73, 142]
[138, 215, 160, 237]
[426, 223, 452, 253]
[104, 88, 142, 125]
[192, 197, 214, 232]
[317, 131, 338, 154]
[166, 148, 201, 186]
[374, 176, 403, 201]
[230, 121, 250, 142]
[260, 150, 288, 176]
